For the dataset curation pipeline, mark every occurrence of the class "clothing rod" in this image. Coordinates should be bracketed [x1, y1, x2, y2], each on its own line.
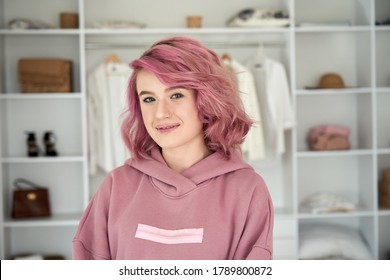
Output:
[85, 41, 285, 50]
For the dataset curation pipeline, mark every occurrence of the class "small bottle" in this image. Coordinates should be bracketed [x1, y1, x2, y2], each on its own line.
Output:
[43, 131, 58, 156]
[26, 132, 39, 157]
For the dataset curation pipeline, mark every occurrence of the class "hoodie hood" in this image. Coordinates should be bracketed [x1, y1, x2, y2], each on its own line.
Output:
[126, 148, 253, 197]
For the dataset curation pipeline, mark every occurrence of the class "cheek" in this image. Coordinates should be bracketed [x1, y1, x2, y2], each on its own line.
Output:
[184, 104, 202, 127]
[140, 106, 153, 124]
[141, 111, 155, 136]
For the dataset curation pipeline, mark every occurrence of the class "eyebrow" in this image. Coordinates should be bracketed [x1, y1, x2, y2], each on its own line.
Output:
[138, 86, 186, 96]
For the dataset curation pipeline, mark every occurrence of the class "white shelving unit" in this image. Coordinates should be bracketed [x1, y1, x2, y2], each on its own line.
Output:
[294, 0, 390, 260]
[0, 0, 88, 260]
[0, 0, 389, 260]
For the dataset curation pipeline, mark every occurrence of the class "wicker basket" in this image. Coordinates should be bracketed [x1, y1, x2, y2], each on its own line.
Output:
[186, 16, 202, 28]
[18, 58, 72, 93]
[60, 12, 79, 29]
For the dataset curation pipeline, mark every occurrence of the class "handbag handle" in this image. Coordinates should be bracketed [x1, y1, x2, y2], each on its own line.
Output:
[14, 178, 43, 190]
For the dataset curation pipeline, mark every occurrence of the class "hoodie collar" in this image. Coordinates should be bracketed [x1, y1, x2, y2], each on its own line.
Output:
[127, 148, 252, 198]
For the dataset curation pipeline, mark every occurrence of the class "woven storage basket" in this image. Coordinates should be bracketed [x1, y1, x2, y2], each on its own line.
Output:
[18, 58, 72, 93]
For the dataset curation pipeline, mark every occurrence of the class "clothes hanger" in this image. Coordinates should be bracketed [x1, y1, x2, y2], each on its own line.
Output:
[104, 53, 122, 73]
[254, 43, 265, 67]
[105, 53, 121, 64]
[221, 52, 232, 62]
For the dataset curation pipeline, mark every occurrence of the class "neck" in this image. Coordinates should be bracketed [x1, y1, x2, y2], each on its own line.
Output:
[161, 142, 211, 173]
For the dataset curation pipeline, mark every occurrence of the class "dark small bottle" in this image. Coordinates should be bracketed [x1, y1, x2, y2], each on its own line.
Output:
[26, 132, 39, 157]
[43, 131, 58, 156]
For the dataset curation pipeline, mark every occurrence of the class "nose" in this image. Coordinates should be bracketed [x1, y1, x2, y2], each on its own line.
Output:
[156, 99, 172, 119]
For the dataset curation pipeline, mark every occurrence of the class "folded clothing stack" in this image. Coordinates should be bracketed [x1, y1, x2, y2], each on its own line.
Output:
[307, 124, 351, 151]
[299, 192, 356, 214]
[227, 8, 289, 27]
[8, 18, 54, 29]
[91, 20, 146, 29]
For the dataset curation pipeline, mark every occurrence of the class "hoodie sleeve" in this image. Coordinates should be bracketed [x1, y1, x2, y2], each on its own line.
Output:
[72, 174, 113, 260]
[234, 182, 274, 260]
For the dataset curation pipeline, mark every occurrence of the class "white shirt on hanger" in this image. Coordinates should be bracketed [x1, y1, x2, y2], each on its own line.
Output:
[224, 58, 265, 161]
[247, 48, 295, 162]
[87, 61, 132, 175]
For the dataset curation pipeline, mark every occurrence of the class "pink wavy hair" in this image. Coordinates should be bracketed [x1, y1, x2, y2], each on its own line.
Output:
[121, 36, 253, 159]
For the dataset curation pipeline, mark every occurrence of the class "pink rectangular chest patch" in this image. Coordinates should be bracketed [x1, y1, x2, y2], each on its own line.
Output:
[135, 224, 204, 244]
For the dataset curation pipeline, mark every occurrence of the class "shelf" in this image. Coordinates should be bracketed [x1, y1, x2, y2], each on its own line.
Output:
[0, 29, 80, 35]
[375, 26, 390, 31]
[296, 88, 371, 96]
[1, 156, 84, 164]
[297, 149, 373, 158]
[295, 26, 371, 33]
[378, 209, 390, 216]
[0, 93, 82, 100]
[3, 213, 82, 228]
[84, 27, 291, 35]
[298, 210, 374, 219]
[378, 149, 390, 155]
[377, 87, 390, 93]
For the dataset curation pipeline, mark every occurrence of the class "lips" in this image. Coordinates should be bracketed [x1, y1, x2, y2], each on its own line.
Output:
[155, 123, 180, 134]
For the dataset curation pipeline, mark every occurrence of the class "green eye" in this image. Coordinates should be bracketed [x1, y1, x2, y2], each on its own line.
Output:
[171, 93, 184, 99]
[143, 97, 155, 103]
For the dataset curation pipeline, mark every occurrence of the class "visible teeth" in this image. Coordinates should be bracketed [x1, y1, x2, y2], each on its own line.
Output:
[157, 124, 178, 130]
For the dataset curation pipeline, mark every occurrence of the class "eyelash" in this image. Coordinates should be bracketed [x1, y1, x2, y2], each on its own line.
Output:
[171, 92, 184, 99]
[143, 97, 155, 103]
[142, 93, 184, 103]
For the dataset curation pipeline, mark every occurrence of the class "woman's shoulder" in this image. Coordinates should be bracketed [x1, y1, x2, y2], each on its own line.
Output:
[220, 163, 268, 195]
[105, 162, 144, 183]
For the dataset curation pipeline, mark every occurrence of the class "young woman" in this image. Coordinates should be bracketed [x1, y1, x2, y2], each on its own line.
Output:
[72, 36, 274, 260]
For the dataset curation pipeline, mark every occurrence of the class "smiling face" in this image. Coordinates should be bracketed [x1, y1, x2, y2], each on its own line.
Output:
[136, 69, 206, 155]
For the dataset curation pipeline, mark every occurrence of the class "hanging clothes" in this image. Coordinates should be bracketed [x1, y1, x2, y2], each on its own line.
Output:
[223, 57, 265, 161]
[247, 46, 295, 161]
[87, 59, 132, 175]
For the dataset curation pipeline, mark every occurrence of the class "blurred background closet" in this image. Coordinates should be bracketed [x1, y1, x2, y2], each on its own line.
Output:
[0, 0, 389, 260]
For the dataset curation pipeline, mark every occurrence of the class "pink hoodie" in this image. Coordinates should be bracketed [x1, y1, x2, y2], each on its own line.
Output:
[72, 148, 273, 260]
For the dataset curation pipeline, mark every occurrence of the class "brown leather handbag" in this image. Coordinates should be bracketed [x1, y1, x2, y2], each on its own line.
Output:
[12, 178, 51, 219]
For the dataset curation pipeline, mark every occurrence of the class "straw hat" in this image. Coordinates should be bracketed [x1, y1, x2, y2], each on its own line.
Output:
[318, 73, 345, 88]
[306, 72, 347, 89]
